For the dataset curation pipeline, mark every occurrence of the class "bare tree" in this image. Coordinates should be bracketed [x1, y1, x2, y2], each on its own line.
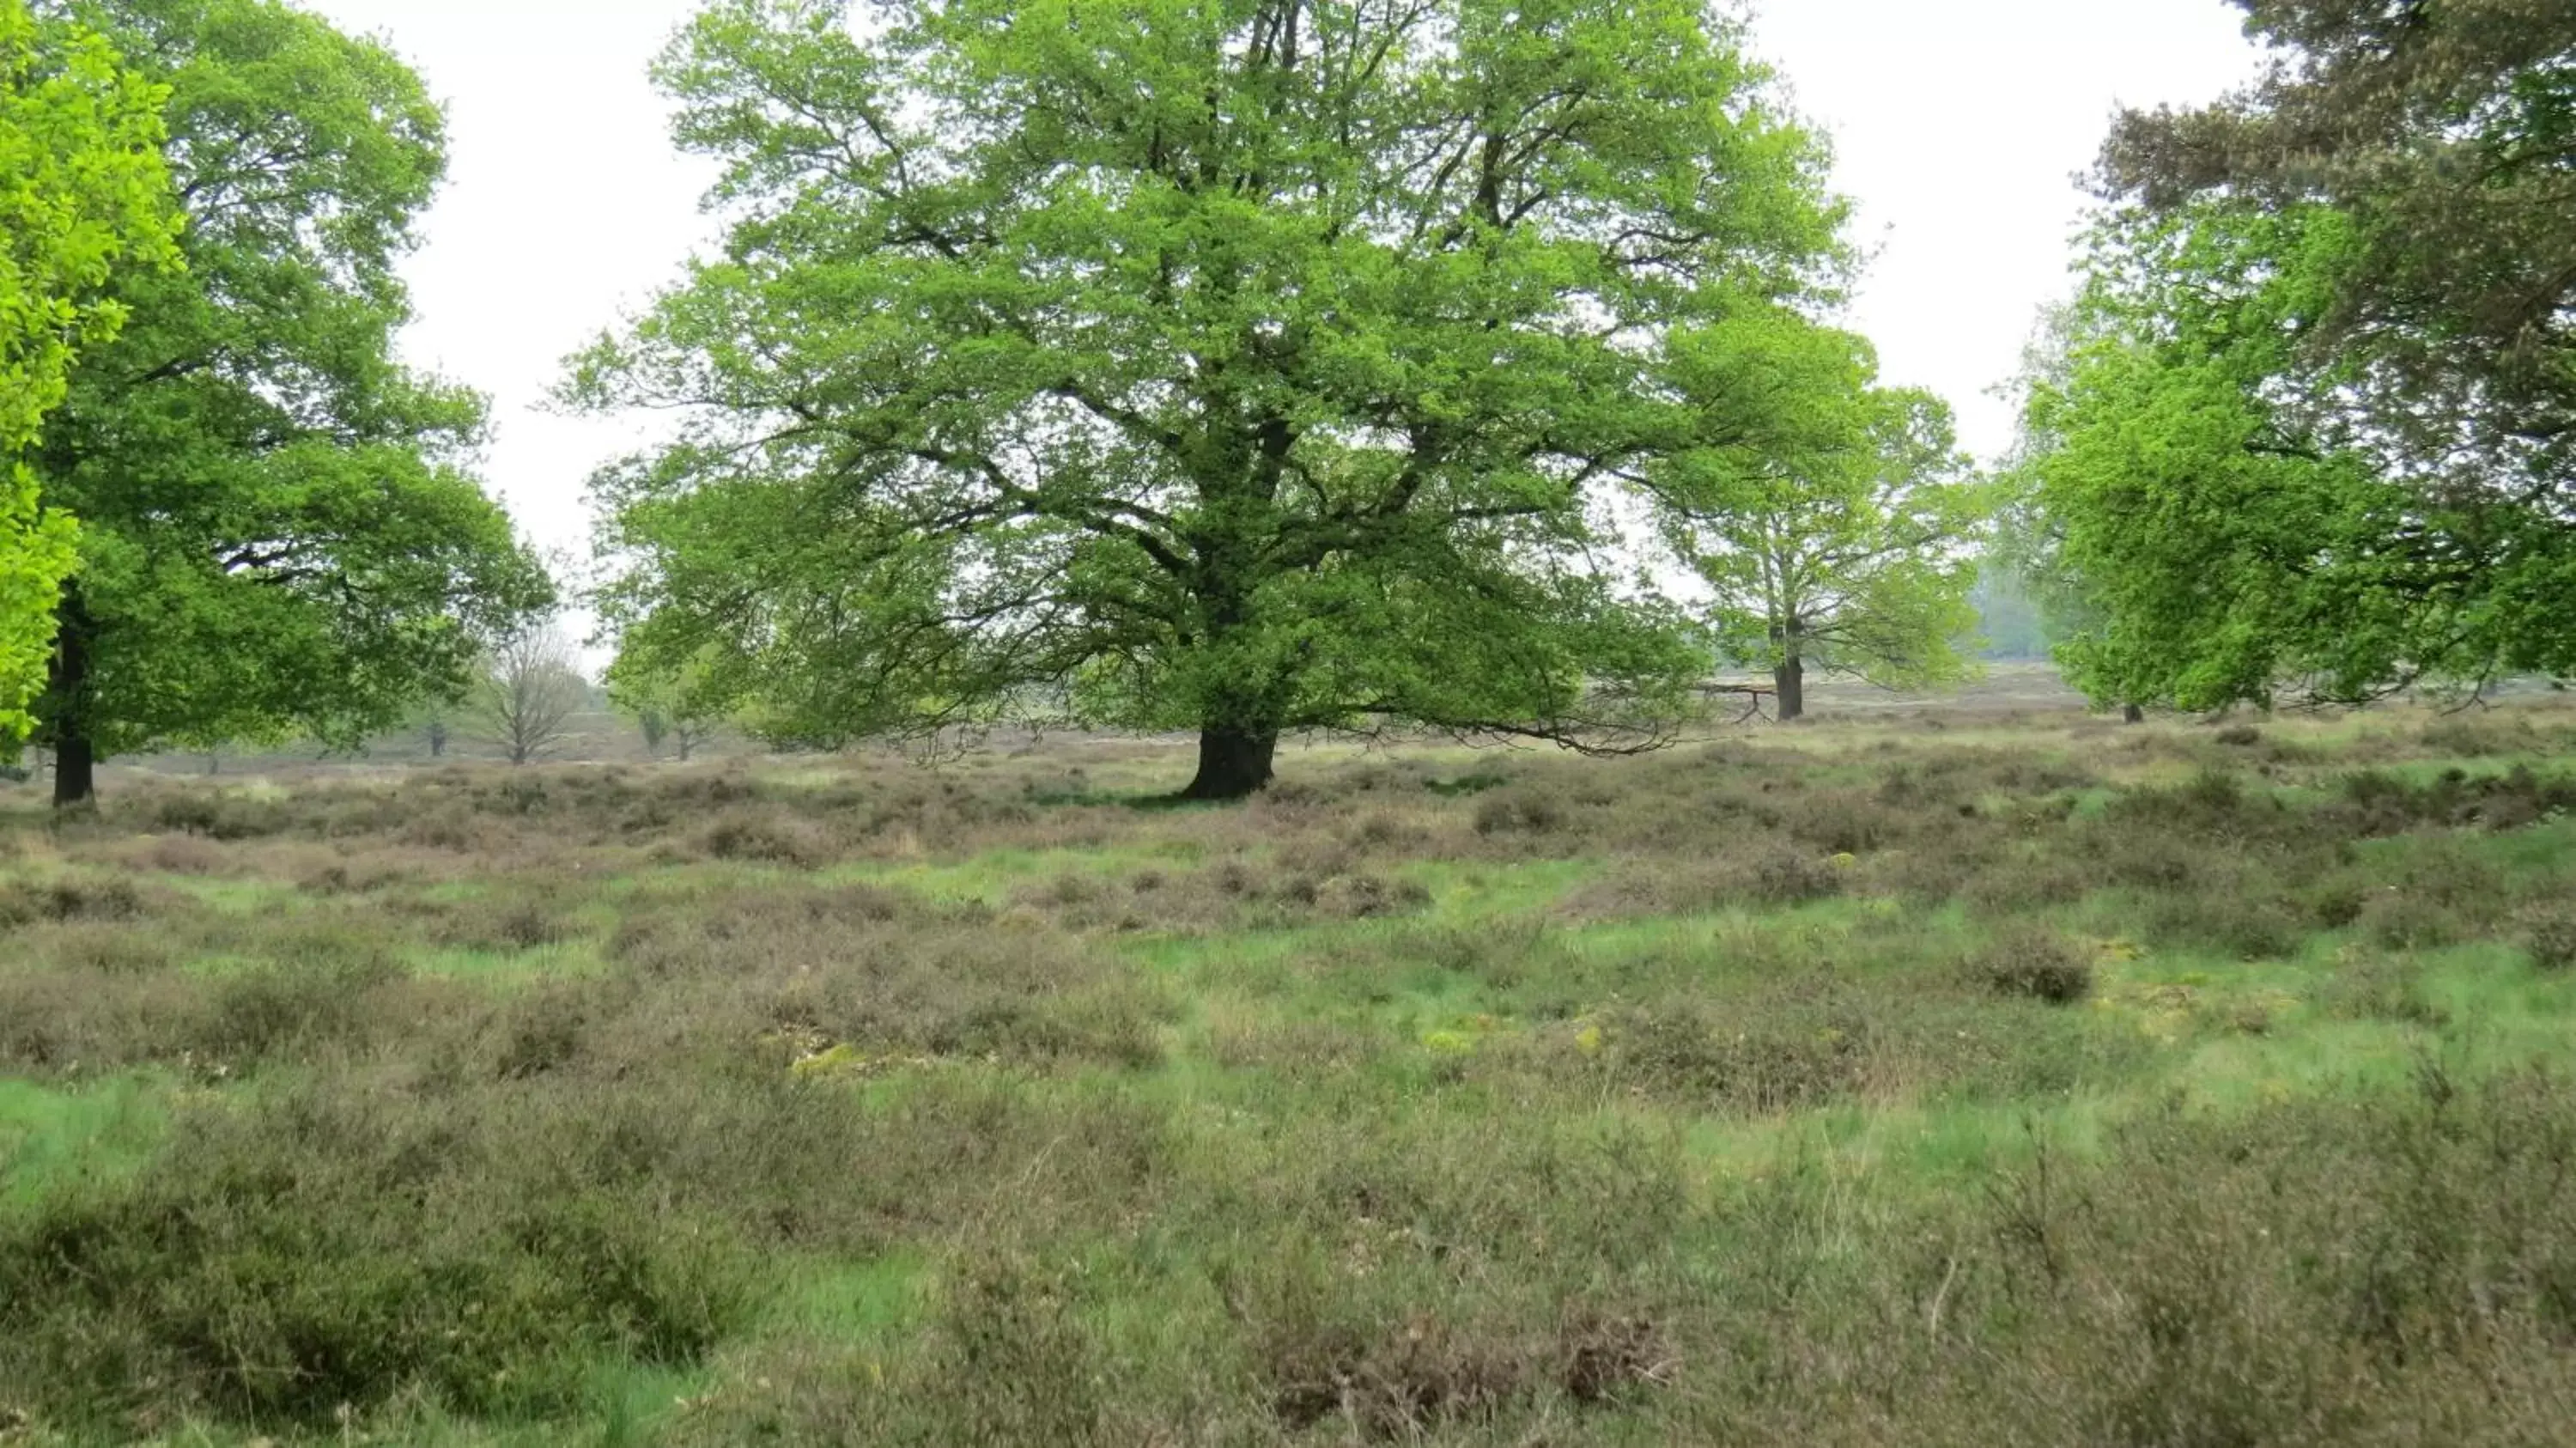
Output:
[478, 623, 586, 766]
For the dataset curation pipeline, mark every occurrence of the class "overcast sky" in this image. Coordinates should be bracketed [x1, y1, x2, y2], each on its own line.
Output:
[302, 0, 2265, 572]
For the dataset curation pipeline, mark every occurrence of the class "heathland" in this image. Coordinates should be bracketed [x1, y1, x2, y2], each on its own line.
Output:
[3, 684, 2576, 1445]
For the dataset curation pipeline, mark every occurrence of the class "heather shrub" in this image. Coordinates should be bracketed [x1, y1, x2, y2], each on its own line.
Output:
[1971, 928, 2095, 1004]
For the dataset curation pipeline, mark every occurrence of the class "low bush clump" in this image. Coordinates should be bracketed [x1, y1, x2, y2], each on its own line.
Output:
[2521, 901, 2576, 971]
[1971, 928, 2096, 1004]
[0, 1084, 754, 1432]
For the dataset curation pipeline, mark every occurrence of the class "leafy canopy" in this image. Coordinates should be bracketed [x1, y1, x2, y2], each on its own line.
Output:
[2027, 0, 2576, 708]
[2008, 204, 2573, 710]
[2106, 0, 2576, 492]
[1657, 318, 1985, 701]
[572, 0, 1851, 790]
[30, 0, 549, 773]
[0, 0, 174, 734]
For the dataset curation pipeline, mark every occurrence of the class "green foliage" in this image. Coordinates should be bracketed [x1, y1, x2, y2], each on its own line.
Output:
[0, 0, 175, 738]
[572, 0, 1854, 792]
[1656, 319, 1987, 707]
[607, 646, 723, 762]
[2021, 5, 2576, 710]
[27, 0, 548, 786]
[2008, 205, 2576, 711]
[2105, 0, 2576, 499]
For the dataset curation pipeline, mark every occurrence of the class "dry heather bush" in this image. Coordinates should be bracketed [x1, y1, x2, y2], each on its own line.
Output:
[422, 891, 581, 952]
[98, 832, 234, 876]
[0, 951, 441, 1075]
[0, 1035, 1190, 1437]
[1473, 784, 1571, 837]
[2417, 710, 2549, 759]
[1952, 850, 2093, 913]
[142, 789, 291, 841]
[1595, 999, 1878, 1116]
[1564, 845, 1844, 920]
[2321, 837, 2510, 952]
[1340, 808, 1437, 855]
[0, 903, 460, 1075]
[2519, 901, 2576, 971]
[2333, 764, 2576, 835]
[0, 874, 161, 928]
[695, 807, 839, 867]
[295, 852, 422, 895]
[0, 1080, 754, 1432]
[1015, 861, 1430, 933]
[2103, 767, 2301, 845]
[1258, 1303, 1651, 1439]
[1969, 928, 2095, 1004]
[1883, 1069, 2576, 1446]
[1202, 1012, 1389, 1077]
[609, 883, 1172, 1068]
[1783, 788, 1904, 855]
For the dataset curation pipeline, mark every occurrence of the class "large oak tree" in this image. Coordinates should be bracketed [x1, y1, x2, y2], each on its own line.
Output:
[572, 0, 1851, 798]
[29, 0, 549, 805]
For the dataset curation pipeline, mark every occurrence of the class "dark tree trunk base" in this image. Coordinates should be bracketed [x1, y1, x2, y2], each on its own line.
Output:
[2123, 703, 2147, 725]
[1179, 727, 1278, 800]
[1774, 658, 1807, 723]
[50, 582, 98, 809]
[52, 733, 95, 810]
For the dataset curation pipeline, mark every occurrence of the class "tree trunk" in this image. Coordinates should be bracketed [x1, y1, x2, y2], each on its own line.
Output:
[52, 732, 94, 810]
[2123, 703, 2146, 725]
[1773, 654, 1807, 723]
[1180, 725, 1278, 800]
[49, 587, 97, 809]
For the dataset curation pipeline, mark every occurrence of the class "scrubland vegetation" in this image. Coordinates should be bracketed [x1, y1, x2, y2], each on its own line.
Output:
[3, 696, 2575, 1445]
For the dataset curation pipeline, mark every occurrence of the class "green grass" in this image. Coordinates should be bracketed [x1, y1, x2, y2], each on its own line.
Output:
[0, 1075, 168, 1208]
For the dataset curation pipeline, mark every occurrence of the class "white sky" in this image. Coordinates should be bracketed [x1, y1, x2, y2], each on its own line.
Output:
[302, 0, 2264, 575]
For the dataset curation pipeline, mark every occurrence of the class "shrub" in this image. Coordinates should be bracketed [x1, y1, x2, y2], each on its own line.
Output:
[1601, 1001, 1873, 1116]
[428, 894, 577, 952]
[1313, 873, 1433, 920]
[2521, 901, 2576, 971]
[2318, 952, 2445, 1025]
[2355, 889, 2471, 952]
[0, 877, 151, 928]
[697, 809, 836, 867]
[1971, 929, 2096, 1005]
[1473, 787, 1568, 837]
[148, 792, 289, 841]
[610, 885, 1170, 1069]
[0, 1087, 754, 1429]
[2142, 885, 2311, 961]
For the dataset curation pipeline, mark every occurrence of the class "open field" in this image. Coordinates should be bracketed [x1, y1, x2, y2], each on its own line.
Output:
[5, 692, 2576, 1445]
